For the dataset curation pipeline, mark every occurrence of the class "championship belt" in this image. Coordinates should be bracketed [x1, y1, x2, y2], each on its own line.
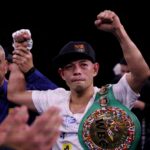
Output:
[78, 85, 141, 150]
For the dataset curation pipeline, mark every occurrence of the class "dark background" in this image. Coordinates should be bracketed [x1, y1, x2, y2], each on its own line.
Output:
[0, 0, 149, 87]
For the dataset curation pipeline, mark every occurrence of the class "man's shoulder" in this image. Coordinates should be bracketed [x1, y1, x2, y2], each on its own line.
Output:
[46, 88, 71, 99]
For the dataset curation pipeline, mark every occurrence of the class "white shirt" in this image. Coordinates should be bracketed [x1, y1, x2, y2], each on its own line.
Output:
[32, 75, 139, 150]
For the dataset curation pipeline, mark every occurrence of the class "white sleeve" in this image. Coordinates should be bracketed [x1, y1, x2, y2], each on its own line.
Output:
[112, 74, 140, 109]
[32, 88, 68, 113]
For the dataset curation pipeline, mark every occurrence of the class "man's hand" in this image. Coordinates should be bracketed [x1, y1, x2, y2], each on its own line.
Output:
[12, 48, 34, 73]
[94, 10, 122, 33]
[12, 29, 33, 50]
[133, 100, 145, 111]
[11, 29, 34, 73]
[0, 106, 29, 147]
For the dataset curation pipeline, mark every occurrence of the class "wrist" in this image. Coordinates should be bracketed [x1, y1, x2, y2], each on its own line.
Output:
[25, 67, 35, 77]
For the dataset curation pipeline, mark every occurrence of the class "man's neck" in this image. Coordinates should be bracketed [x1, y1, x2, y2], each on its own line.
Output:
[69, 86, 94, 114]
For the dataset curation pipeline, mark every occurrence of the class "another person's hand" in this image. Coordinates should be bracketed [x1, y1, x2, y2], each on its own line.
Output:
[12, 48, 34, 73]
[133, 100, 145, 110]
[0, 106, 62, 150]
[0, 106, 29, 147]
[11, 29, 34, 73]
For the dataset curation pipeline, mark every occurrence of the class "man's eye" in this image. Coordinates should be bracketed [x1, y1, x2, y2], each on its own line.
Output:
[64, 65, 72, 69]
[81, 63, 88, 67]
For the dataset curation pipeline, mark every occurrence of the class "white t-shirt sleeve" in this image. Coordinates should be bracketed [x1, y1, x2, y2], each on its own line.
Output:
[32, 88, 69, 113]
[112, 74, 140, 109]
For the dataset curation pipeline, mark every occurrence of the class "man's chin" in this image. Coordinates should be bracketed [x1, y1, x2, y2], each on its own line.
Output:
[74, 85, 85, 93]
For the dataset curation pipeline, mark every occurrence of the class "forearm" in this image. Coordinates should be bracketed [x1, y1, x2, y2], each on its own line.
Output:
[8, 64, 36, 110]
[95, 10, 149, 82]
[8, 63, 26, 100]
[115, 25, 149, 76]
[114, 25, 150, 90]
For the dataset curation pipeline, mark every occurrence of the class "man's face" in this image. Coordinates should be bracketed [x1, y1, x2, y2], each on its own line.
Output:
[59, 59, 99, 92]
[0, 50, 7, 85]
[120, 64, 129, 75]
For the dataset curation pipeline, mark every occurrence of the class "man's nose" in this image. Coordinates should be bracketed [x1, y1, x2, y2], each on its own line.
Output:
[73, 65, 82, 74]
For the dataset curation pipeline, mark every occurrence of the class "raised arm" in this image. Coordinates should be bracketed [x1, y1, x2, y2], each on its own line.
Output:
[8, 29, 57, 110]
[95, 10, 150, 92]
[8, 29, 35, 110]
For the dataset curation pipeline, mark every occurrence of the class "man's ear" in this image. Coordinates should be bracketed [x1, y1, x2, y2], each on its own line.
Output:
[4, 60, 9, 74]
[93, 63, 99, 77]
[58, 68, 65, 80]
